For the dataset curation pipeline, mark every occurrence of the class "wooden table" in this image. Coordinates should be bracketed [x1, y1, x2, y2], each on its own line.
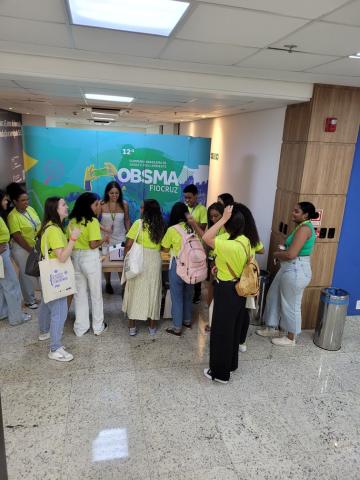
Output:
[101, 253, 170, 273]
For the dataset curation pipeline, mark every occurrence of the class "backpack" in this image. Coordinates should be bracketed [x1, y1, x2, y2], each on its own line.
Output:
[226, 240, 260, 297]
[173, 225, 208, 285]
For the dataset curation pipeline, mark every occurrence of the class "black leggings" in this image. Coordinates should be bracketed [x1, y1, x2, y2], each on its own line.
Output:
[209, 281, 248, 381]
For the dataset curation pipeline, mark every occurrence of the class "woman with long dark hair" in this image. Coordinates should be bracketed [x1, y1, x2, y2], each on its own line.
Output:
[257, 202, 317, 346]
[0, 190, 31, 326]
[122, 199, 166, 335]
[217, 193, 234, 207]
[202, 204, 250, 384]
[68, 192, 109, 337]
[161, 202, 195, 336]
[37, 197, 80, 361]
[100, 181, 130, 294]
[7, 184, 41, 309]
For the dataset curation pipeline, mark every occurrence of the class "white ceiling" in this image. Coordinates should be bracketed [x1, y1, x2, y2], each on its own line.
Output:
[0, 0, 359, 128]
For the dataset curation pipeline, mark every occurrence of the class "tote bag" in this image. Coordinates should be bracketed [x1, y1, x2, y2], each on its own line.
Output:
[39, 233, 76, 304]
[123, 221, 144, 281]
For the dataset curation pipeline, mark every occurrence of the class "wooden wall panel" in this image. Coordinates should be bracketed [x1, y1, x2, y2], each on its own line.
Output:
[277, 142, 306, 192]
[301, 143, 355, 194]
[309, 242, 338, 287]
[302, 287, 324, 329]
[283, 102, 312, 142]
[271, 189, 299, 235]
[298, 194, 346, 243]
[267, 231, 285, 275]
[308, 85, 360, 143]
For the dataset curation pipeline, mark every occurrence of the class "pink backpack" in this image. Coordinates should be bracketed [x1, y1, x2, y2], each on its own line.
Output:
[174, 225, 208, 284]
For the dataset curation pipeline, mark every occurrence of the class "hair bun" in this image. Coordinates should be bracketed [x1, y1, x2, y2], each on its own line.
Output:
[311, 211, 319, 220]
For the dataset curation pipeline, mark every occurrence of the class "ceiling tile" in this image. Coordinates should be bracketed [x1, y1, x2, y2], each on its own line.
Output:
[0, 0, 67, 23]
[271, 21, 360, 56]
[0, 17, 71, 47]
[160, 39, 257, 65]
[176, 4, 308, 47]
[197, 0, 350, 19]
[322, 2, 360, 27]
[307, 57, 360, 75]
[238, 49, 338, 70]
[72, 26, 167, 57]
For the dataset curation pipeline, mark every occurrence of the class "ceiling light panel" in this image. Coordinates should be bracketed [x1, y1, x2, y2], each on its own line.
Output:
[67, 0, 190, 37]
[85, 94, 134, 102]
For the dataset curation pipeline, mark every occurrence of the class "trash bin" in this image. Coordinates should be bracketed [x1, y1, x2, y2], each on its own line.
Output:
[313, 288, 349, 351]
[249, 270, 270, 326]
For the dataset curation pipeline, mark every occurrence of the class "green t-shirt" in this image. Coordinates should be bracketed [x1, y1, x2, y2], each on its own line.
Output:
[7, 206, 41, 247]
[41, 222, 67, 259]
[67, 217, 101, 250]
[285, 221, 316, 256]
[127, 219, 161, 251]
[188, 204, 207, 225]
[0, 217, 10, 243]
[214, 234, 250, 281]
[161, 222, 189, 257]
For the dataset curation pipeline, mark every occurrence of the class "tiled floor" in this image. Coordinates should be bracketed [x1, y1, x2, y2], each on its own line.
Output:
[1, 286, 359, 480]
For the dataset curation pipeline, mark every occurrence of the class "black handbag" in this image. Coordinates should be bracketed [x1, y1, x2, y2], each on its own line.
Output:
[25, 236, 42, 277]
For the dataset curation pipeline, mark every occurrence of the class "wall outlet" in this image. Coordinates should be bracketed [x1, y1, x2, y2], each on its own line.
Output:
[356, 300, 360, 310]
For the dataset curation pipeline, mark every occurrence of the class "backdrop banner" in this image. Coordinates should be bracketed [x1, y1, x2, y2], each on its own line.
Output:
[23, 126, 211, 221]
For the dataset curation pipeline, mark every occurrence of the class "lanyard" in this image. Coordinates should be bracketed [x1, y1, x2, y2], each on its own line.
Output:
[21, 210, 37, 230]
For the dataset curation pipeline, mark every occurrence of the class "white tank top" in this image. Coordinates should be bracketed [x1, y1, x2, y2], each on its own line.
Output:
[101, 212, 126, 245]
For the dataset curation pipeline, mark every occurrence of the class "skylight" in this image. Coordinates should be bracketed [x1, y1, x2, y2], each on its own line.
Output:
[85, 94, 134, 103]
[68, 0, 190, 37]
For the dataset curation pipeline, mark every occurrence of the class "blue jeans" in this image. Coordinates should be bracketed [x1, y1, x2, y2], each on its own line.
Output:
[0, 246, 26, 325]
[263, 257, 312, 335]
[169, 259, 194, 330]
[38, 297, 68, 351]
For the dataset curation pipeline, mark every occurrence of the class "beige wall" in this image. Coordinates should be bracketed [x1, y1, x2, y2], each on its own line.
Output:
[180, 107, 286, 267]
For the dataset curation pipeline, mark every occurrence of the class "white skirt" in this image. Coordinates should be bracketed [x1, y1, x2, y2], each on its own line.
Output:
[122, 248, 162, 321]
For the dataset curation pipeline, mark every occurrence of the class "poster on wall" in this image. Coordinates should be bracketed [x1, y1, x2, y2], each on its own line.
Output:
[0, 110, 25, 188]
[22, 126, 211, 221]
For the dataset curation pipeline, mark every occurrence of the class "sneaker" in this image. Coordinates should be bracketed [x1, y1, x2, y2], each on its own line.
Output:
[272, 336, 295, 347]
[239, 343, 247, 353]
[256, 327, 280, 337]
[39, 332, 50, 341]
[165, 327, 181, 337]
[105, 283, 114, 294]
[48, 347, 73, 362]
[203, 368, 228, 384]
[25, 302, 38, 310]
[94, 323, 108, 336]
[129, 327, 137, 336]
[148, 327, 157, 336]
[22, 313, 32, 323]
[182, 322, 192, 329]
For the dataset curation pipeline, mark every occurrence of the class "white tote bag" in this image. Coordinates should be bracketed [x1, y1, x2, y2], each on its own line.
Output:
[0, 255, 4, 278]
[123, 221, 144, 281]
[39, 233, 76, 304]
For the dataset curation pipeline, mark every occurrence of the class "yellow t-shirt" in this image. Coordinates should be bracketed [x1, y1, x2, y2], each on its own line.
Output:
[7, 206, 41, 247]
[127, 219, 161, 251]
[41, 222, 67, 259]
[67, 217, 101, 250]
[161, 222, 189, 257]
[188, 204, 207, 225]
[251, 241, 264, 256]
[208, 226, 226, 258]
[214, 234, 250, 281]
[0, 217, 10, 243]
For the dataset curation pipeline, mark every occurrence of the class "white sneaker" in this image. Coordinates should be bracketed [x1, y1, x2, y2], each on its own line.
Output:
[272, 336, 295, 347]
[129, 327, 137, 336]
[25, 302, 38, 310]
[48, 347, 74, 362]
[94, 323, 108, 336]
[39, 332, 50, 341]
[203, 368, 229, 384]
[256, 327, 280, 337]
[148, 327, 157, 336]
[239, 343, 247, 353]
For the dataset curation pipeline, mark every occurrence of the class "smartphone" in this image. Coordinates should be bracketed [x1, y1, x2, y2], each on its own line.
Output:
[93, 167, 109, 176]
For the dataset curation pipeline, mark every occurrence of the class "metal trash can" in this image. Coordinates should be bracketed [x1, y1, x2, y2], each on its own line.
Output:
[249, 270, 270, 326]
[313, 288, 349, 351]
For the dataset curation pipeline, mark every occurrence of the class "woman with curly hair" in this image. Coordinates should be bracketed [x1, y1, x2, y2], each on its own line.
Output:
[68, 192, 109, 337]
[122, 199, 166, 336]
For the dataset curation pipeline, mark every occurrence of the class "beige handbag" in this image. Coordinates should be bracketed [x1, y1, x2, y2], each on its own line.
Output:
[226, 240, 260, 297]
[39, 233, 76, 304]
